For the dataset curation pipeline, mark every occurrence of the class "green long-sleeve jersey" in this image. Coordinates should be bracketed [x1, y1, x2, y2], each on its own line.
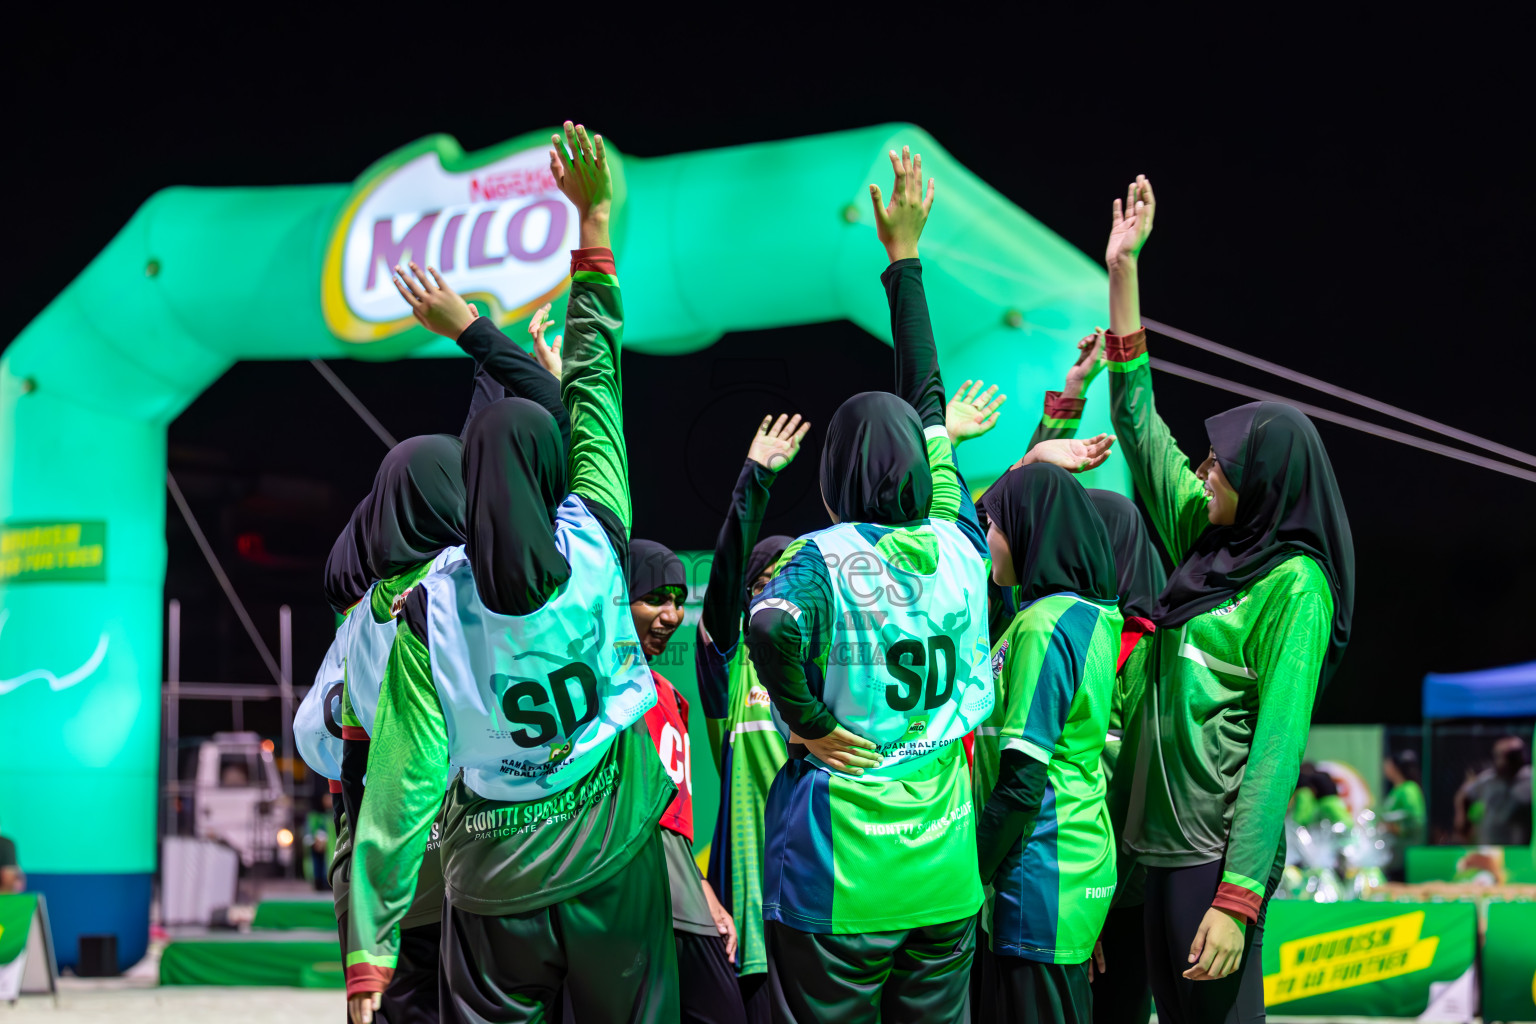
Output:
[345, 250, 673, 996]
[1105, 328, 1332, 925]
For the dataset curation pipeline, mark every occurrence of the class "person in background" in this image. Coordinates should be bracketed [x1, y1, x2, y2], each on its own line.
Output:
[694, 413, 809, 1021]
[1455, 736, 1532, 845]
[0, 816, 24, 894]
[1103, 175, 1355, 1023]
[628, 538, 746, 1024]
[304, 779, 335, 892]
[1381, 750, 1426, 881]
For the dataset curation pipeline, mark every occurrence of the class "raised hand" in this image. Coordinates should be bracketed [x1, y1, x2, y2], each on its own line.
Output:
[1018, 433, 1116, 473]
[528, 303, 563, 379]
[1063, 329, 1107, 398]
[869, 145, 935, 263]
[747, 414, 812, 473]
[393, 261, 478, 339]
[549, 121, 613, 249]
[1105, 175, 1155, 268]
[946, 380, 1007, 446]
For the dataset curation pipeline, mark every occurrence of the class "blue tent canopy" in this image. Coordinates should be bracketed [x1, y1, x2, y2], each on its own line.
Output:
[1423, 660, 1536, 719]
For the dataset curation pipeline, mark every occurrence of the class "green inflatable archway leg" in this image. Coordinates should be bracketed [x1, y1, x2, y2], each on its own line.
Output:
[0, 123, 1124, 964]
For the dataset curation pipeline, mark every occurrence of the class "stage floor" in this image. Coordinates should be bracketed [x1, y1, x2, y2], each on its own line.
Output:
[8, 979, 338, 1022]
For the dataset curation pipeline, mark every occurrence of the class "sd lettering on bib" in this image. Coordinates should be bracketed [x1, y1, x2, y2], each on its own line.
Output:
[423, 496, 656, 801]
[806, 520, 993, 781]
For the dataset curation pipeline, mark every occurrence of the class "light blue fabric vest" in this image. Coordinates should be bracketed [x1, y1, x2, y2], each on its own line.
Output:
[295, 630, 346, 781]
[802, 519, 992, 781]
[421, 495, 655, 802]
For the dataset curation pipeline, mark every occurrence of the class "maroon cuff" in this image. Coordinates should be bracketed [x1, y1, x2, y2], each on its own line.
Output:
[1105, 328, 1147, 362]
[328, 778, 343, 794]
[341, 726, 369, 742]
[345, 963, 394, 999]
[1211, 883, 1262, 926]
[1042, 391, 1086, 420]
[570, 246, 615, 276]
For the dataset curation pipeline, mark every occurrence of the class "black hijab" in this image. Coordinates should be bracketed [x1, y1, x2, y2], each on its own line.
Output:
[1086, 489, 1167, 620]
[463, 397, 570, 616]
[1154, 402, 1354, 686]
[744, 535, 794, 609]
[981, 463, 1116, 605]
[628, 540, 687, 602]
[322, 498, 372, 614]
[819, 392, 932, 525]
[361, 434, 467, 580]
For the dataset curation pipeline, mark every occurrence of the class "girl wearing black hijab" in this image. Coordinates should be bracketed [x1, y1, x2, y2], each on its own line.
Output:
[971, 463, 1122, 1024]
[746, 148, 1114, 1024]
[626, 539, 748, 1024]
[695, 414, 808, 1017]
[347, 123, 678, 1024]
[1102, 177, 1354, 1023]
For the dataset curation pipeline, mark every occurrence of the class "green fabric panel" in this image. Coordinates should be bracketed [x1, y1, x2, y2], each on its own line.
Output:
[159, 936, 344, 987]
[1260, 900, 1475, 1016]
[251, 900, 337, 931]
[0, 894, 39, 966]
[1483, 901, 1536, 1023]
[1405, 844, 1536, 883]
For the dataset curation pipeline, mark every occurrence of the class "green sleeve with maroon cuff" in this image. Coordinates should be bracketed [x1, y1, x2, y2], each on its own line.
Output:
[1105, 328, 1210, 563]
[1026, 391, 1086, 450]
[1212, 584, 1331, 924]
[344, 623, 449, 997]
[563, 248, 630, 554]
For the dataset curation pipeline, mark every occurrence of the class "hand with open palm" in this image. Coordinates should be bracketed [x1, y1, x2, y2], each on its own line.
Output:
[870, 145, 935, 263]
[1017, 433, 1116, 473]
[527, 303, 563, 379]
[747, 414, 812, 473]
[946, 380, 1006, 446]
[1106, 175, 1155, 268]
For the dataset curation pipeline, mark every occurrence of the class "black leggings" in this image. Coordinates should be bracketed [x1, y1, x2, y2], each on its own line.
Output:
[676, 930, 748, 1024]
[1143, 863, 1265, 1024]
[1093, 903, 1150, 1024]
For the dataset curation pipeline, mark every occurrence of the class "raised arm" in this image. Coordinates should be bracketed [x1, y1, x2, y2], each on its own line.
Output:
[345, 597, 450, 1021]
[390, 265, 571, 450]
[1025, 329, 1104, 449]
[549, 122, 631, 545]
[1101, 176, 1209, 561]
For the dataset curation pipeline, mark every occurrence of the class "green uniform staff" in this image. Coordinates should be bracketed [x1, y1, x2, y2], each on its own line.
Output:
[346, 123, 678, 1024]
[1381, 749, 1426, 880]
[972, 463, 1122, 1024]
[1102, 176, 1355, 1024]
[695, 413, 810, 1017]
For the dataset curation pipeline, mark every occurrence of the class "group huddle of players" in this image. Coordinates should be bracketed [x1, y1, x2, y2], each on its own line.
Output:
[294, 122, 1355, 1024]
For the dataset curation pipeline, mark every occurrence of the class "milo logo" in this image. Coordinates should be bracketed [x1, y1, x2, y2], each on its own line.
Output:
[321, 132, 588, 343]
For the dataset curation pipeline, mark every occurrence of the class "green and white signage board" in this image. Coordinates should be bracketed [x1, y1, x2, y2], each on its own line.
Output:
[1261, 900, 1475, 1018]
[0, 894, 57, 1001]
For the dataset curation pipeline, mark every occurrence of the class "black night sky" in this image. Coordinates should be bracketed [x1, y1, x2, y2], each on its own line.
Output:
[6, 12, 1532, 735]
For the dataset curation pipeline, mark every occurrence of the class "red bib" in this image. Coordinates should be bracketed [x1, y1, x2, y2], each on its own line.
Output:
[643, 671, 693, 841]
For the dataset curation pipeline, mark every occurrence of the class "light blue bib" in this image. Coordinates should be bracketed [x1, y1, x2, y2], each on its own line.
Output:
[421, 495, 655, 802]
[801, 519, 993, 781]
[295, 631, 346, 781]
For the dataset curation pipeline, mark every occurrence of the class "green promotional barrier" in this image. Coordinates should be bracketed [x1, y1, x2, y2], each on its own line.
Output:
[1407, 844, 1536, 884]
[159, 934, 343, 987]
[0, 124, 1125, 943]
[1262, 900, 1475, 1016]
[251, 900, 337, 932]
[1485, 901, 1536, 1023]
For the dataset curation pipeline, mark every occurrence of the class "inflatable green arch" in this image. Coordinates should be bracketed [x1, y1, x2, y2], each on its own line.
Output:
[0, 123, 1122, 966]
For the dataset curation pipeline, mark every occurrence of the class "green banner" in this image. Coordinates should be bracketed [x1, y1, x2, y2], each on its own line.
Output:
[1484, 901, 1536, 1023]
[1406, 844, 1536, 883]
[0, 894, 39, 966]
[0, 522, 105, 583]
[1261, 900, 1474, 1015]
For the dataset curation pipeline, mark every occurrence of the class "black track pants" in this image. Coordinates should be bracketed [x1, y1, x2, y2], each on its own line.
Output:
[676, 930, 747, 1024]
[973, 930, 1092, 1024]
[1093, 903, 1150, 1024]
[764, 916, 974, 1024]
[439, 831, 677, 1024]
[1143, 863, 1265, 1024]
